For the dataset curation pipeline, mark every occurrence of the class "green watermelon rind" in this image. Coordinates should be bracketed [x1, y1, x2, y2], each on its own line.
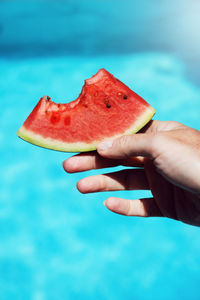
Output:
[17, 106, 156, 153]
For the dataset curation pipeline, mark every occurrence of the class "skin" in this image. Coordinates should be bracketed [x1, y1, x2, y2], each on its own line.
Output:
[63, 121, 200, 227]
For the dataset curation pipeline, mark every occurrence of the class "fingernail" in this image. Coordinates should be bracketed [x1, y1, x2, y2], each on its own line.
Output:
[98, 140, 113, 152]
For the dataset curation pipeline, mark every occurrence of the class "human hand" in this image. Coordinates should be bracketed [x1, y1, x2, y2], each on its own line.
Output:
[63, 121, 200, 226]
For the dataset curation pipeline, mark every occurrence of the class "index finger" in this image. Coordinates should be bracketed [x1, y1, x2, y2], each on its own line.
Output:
[63, 152, 144, 173]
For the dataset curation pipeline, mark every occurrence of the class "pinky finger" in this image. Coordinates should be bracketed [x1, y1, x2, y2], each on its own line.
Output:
[104, 197, 163, 217]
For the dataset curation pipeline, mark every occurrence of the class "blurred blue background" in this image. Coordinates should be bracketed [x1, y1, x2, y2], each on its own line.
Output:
[1, 0, 200, 299]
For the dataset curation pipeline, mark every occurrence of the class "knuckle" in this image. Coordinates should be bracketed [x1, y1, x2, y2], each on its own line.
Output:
[171, 121, 183, 127]
[117, 135, 129, 147]
[149, 133, 166, 156]
[115, 135, 131, 157]
[99, 175, 107, 191]
[169, 121, 187, 130]
[126, 200, 132, 216]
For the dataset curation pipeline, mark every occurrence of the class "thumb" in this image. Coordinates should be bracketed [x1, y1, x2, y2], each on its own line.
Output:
[97, 133, 158, 159]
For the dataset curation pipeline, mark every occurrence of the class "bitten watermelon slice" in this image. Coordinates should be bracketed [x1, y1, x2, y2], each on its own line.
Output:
[17, 69, 155, 152]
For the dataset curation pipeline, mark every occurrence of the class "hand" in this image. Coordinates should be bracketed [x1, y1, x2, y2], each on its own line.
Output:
[63, 121, 200, 226]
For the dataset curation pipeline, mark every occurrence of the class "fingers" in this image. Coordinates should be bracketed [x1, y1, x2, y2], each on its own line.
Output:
[63, 152, 144, 173]
[104, 197, 163, 217]
[63, 121, 186, 173]
[97, 133, 157, 159]
[96, 120, 187, 160]
[77, 169, 149, 193]
[63, 152, 115, 173]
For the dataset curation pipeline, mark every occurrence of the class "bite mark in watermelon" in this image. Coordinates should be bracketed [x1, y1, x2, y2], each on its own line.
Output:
[17, 69, 156, 152]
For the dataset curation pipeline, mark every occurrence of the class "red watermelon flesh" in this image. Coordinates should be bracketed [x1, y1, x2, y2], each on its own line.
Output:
[17, 68, 155, 152]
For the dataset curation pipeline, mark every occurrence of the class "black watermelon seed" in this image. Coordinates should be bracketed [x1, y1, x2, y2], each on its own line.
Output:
[123, 95, 128, 100]
[105, 99, 111, 108]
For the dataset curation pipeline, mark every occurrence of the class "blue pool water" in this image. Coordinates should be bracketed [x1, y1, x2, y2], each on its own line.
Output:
[1, 1, 200, 299]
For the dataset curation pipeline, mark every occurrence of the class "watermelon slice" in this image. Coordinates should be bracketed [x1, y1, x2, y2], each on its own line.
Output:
[17, 69, 155, 152]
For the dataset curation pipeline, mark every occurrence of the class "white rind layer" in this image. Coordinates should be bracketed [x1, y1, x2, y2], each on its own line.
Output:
[17, 106, 156, 153]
